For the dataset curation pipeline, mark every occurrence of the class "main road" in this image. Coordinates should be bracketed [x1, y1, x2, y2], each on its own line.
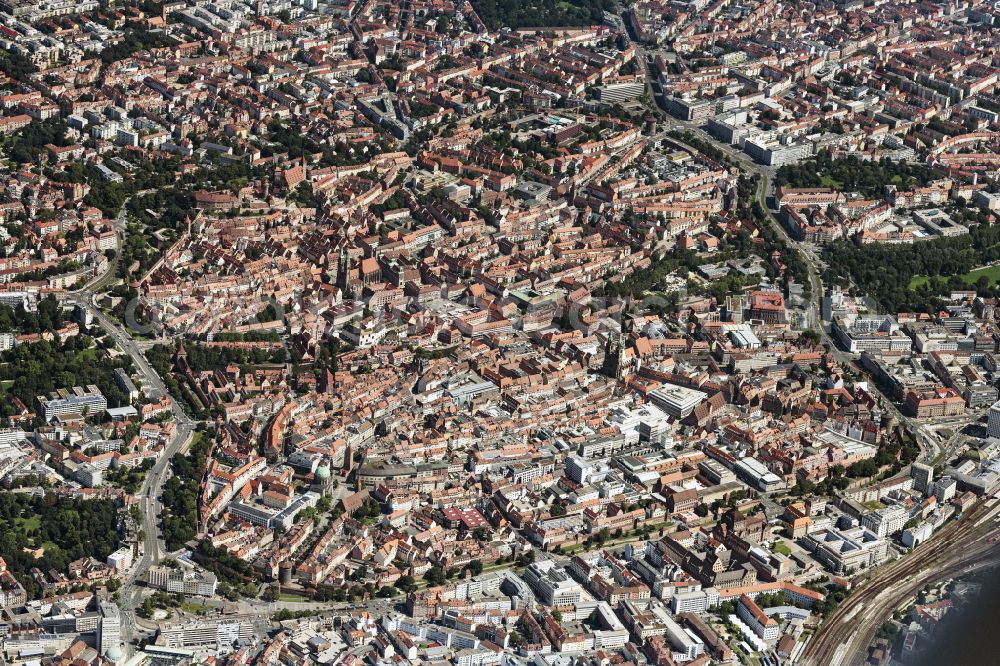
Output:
[61, 290, 196, 652]
[60, 200, 197, 655]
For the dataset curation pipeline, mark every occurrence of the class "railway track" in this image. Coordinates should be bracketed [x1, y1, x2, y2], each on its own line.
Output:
[799, 500, 1000, 665]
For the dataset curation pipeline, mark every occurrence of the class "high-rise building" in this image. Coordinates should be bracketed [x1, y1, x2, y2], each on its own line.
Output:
[861, 505, 908, 538]
[911, 462, 934, 494]
[99, 601, 121, 656]
[987, 399, 1000, 438]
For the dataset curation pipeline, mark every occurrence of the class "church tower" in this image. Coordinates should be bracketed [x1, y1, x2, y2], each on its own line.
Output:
[602, 333, 626, 380]
[336, 244, 349, 291]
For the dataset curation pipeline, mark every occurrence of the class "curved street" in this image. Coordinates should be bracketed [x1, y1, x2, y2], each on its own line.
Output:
[62, 243, 197, 655]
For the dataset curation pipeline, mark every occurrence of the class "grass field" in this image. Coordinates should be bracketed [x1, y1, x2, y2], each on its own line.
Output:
[180, 601, 213, 615]
[772, 541, 792, 556]
[909, 263, 1000, 289]
[14, 515, 55, 552]
[15, 515, 40, 532]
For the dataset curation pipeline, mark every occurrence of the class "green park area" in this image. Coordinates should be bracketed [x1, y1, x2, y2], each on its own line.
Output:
[909, 263, 1000, 290]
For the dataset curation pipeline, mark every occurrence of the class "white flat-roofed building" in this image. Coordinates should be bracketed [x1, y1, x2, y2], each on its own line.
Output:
[155, 617, 255, 654]
[98, 601, 121, 656]
[114, 368, 139, 404]
[813, 427, 877, 462]
[861, 504, 908, 538]
[107, 547, 133, 572]
[832, 315, 912, 354]
[698, 459, 736, 485]
[662, 611, 704, 659]
[595, 81, 645, 104]
[227, 490, 320, 530]
[148, 564, 218, 597]
[804, 526, 888, 575]
[37, 385, 107, 421]
[902, 522, 933, 548]
[726, 324, 762, 349]
[671, 588, 719, 614]
[649, 385, 709, 419]
[743, 136, 812, 166]
[522, 561, 582, 606]
[0, 429, 26, 446]
[0, 290, 35, 311]
[734, 457, 785, 492]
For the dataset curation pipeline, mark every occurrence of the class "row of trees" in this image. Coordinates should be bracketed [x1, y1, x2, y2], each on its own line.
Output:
[791, 434, 919, 496]
[146, 343, 204, 419]
[0, 49, 37, 81]
[118, 157, 267, 278]
[209, 331, 282, 343]
[601, 174, 812, 305]
[105, 459, 155, 494]
[601, 248, 700, 299]
[160, 431, 211, 551]
[791, 470, 852, 497]
[668, 130, 736, 167]
[175, 341, 288, 371]
[470, 0, 615, 30]
[422, 559, 486, 587]
[311, 581, 397, 603]
[849, 435, 920, 479]
[192, 541, 258, 600]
